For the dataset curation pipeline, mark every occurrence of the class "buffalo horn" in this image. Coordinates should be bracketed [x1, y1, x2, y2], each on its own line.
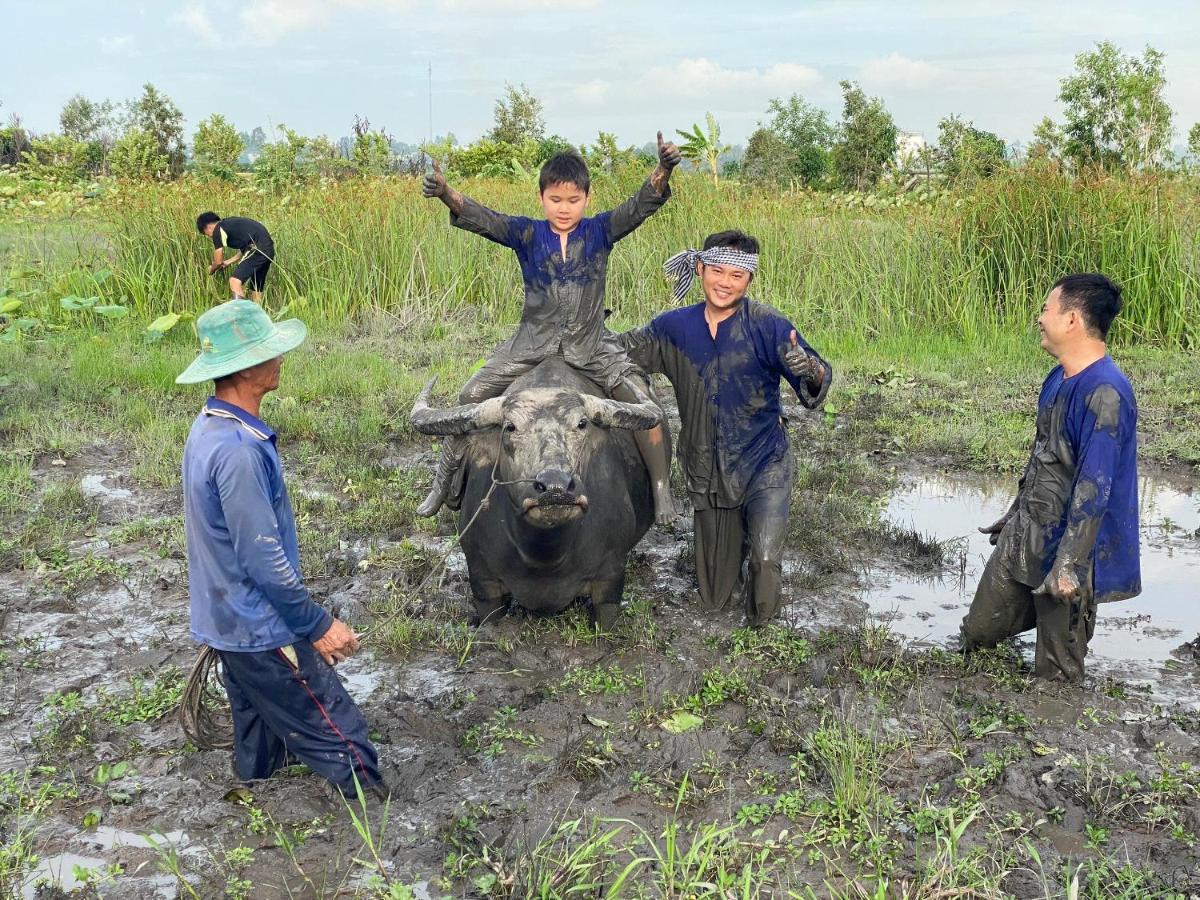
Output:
[410, 377, 504, 435]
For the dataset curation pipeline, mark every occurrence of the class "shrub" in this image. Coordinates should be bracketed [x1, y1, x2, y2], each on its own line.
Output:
[109, 129, 168, 180]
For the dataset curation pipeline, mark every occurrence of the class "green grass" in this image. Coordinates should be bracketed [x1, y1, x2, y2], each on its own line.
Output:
[3, 191, 1200, 898]
[3, 166, 1198, 348]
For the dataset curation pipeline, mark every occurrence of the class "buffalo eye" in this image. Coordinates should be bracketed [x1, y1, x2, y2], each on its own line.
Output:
[504, 422, 517, 433]
[577, 417, 589, 430]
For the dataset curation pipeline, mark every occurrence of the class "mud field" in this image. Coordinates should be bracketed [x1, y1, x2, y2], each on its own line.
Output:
[2, 410, 1200, 898]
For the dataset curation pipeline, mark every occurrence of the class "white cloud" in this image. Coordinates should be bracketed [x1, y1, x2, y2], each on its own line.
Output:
[237, 0, 596, 43]
[859, 53, 948, 91]
[99, 34, 135, 55]
[239, 0, 330, 42]
[440, 0, 599, 8]
[172, 4, 220, 46]
[573, 79, 609, 105]
[645, 58, 822, 100]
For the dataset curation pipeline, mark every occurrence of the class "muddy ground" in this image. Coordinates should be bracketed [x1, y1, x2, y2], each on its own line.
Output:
[2, 414, 1200, 898]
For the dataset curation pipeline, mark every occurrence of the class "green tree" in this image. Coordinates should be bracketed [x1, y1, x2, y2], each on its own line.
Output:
[109, 128, 168, 179]
[254, 125, 309, 188]
[1189, 122, 1200, 162]
[536, 134, 575, 165]
[306, 134, 352, 179]
[19, 135, 96, 181]
[193, 113, 244, 180]
[937, 114, 1007, 181]
[831, 80, 898, 191]
[1053, 42, 1172, 172]
[449, 138, 540, 179]
[1027, 116, 1064, 162]
[126, 83, 185, 177]
[59, 94, 114, 144]
[350, 115, 392, 176]
[752, 94, 833, 186]
[0, 122, 30, 167]
[740, 128, 793, 185]
[583, 131, 637, 173]
[677, 112, 730, 185]
[488, 83, 545, 145]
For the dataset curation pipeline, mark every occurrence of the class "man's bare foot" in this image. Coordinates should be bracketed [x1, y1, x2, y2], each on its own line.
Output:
[652, 487, 677, 526]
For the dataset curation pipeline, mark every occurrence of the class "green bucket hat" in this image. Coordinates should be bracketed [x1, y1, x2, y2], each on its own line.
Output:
[176, 300, 307, 385]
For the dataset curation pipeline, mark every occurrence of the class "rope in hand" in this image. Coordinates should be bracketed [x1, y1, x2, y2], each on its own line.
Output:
[178, 431, 532, 749]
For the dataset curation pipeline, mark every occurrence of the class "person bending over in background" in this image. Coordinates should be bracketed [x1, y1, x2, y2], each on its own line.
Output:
[962, 274, 1140, 682]
[417, 138, 680, 524]
[618, 230, 832, 626]
[196, 211, 274, 304]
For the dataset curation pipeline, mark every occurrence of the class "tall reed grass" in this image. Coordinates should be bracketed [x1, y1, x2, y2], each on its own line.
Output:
[43, 168, 1200, 346]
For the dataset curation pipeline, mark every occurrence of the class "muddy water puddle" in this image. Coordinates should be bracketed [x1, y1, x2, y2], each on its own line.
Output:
[863, 471, 1200, 700]
[21, 827, 189, 899]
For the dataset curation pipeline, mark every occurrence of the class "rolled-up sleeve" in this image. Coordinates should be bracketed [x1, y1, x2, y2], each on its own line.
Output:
[212, 444, 332, 641]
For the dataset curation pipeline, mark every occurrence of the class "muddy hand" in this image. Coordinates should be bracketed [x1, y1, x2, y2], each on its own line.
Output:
[1044, 568, 1080, 604]
[978, 515, 1009, 546]
[422, 157, 447, 199]
[657, 131, 681, 170]
[312, 618, 360, 666]
[783, 330, 822, 381]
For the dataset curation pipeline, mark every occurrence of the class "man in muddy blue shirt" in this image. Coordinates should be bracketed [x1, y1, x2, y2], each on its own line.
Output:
[620, 231, 832, 625]
[178, 300, 384, 798]
[963, 274, 1140, 682]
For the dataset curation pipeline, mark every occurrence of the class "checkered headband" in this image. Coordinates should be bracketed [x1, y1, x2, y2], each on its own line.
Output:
[663, 247, 759, 302]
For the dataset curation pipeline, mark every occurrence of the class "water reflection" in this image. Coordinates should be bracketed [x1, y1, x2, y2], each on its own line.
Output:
[863, 471, 1200, 697]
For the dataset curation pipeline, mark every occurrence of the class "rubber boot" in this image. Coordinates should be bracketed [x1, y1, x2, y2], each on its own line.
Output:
[417, 438, 462, 518]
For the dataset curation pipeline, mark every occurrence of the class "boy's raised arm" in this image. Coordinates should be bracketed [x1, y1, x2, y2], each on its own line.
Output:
[423, 157, 523, 248]
[605, 132, 680, 244]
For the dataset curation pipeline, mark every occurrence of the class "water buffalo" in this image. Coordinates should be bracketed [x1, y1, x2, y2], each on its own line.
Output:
[410, 359, 659, 628]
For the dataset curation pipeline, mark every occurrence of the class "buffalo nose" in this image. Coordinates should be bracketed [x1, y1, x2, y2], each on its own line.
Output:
[533, 469, 576, 494]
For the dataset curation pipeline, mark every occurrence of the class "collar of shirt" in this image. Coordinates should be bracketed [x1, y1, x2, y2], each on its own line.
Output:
[534, 216, 602, 256]
[203, 397, 276, 443]
[691, 296, 751, 338]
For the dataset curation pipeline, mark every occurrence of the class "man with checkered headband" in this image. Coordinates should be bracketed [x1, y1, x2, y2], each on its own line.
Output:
[618, 231, 831, 625]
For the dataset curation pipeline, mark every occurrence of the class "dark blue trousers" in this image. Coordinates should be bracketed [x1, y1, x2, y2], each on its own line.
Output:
[217, 642, 381, 797]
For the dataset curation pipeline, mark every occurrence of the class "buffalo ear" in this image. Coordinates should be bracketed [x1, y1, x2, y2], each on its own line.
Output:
[581, 394, 660, 431]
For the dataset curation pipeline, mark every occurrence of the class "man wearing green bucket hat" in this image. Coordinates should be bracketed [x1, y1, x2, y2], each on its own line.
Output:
[178, 300, 385, 799]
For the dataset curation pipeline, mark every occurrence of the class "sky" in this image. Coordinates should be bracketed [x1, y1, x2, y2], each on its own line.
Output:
[7, 1, 1200, 149]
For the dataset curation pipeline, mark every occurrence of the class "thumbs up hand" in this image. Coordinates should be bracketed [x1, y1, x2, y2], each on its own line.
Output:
[422, 157, 447, 199]
[656, 131, 681, 170]
[783, 330, 824, 382]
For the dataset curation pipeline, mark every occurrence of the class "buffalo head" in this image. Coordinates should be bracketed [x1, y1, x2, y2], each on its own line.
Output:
[410, 377, 658, 528]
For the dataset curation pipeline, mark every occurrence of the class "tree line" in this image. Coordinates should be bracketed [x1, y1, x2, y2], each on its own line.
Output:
[2, 42, 1198, 192]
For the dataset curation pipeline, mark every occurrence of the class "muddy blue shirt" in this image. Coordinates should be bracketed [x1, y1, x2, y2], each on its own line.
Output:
[1010, 356, 1140, 603]
[183, 398, 332, 651]
[450, 179, 669, 369]
[619, 298, 831, 509]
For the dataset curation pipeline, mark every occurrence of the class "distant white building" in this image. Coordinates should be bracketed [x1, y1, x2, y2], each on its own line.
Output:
[896, 131, 928, 168]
